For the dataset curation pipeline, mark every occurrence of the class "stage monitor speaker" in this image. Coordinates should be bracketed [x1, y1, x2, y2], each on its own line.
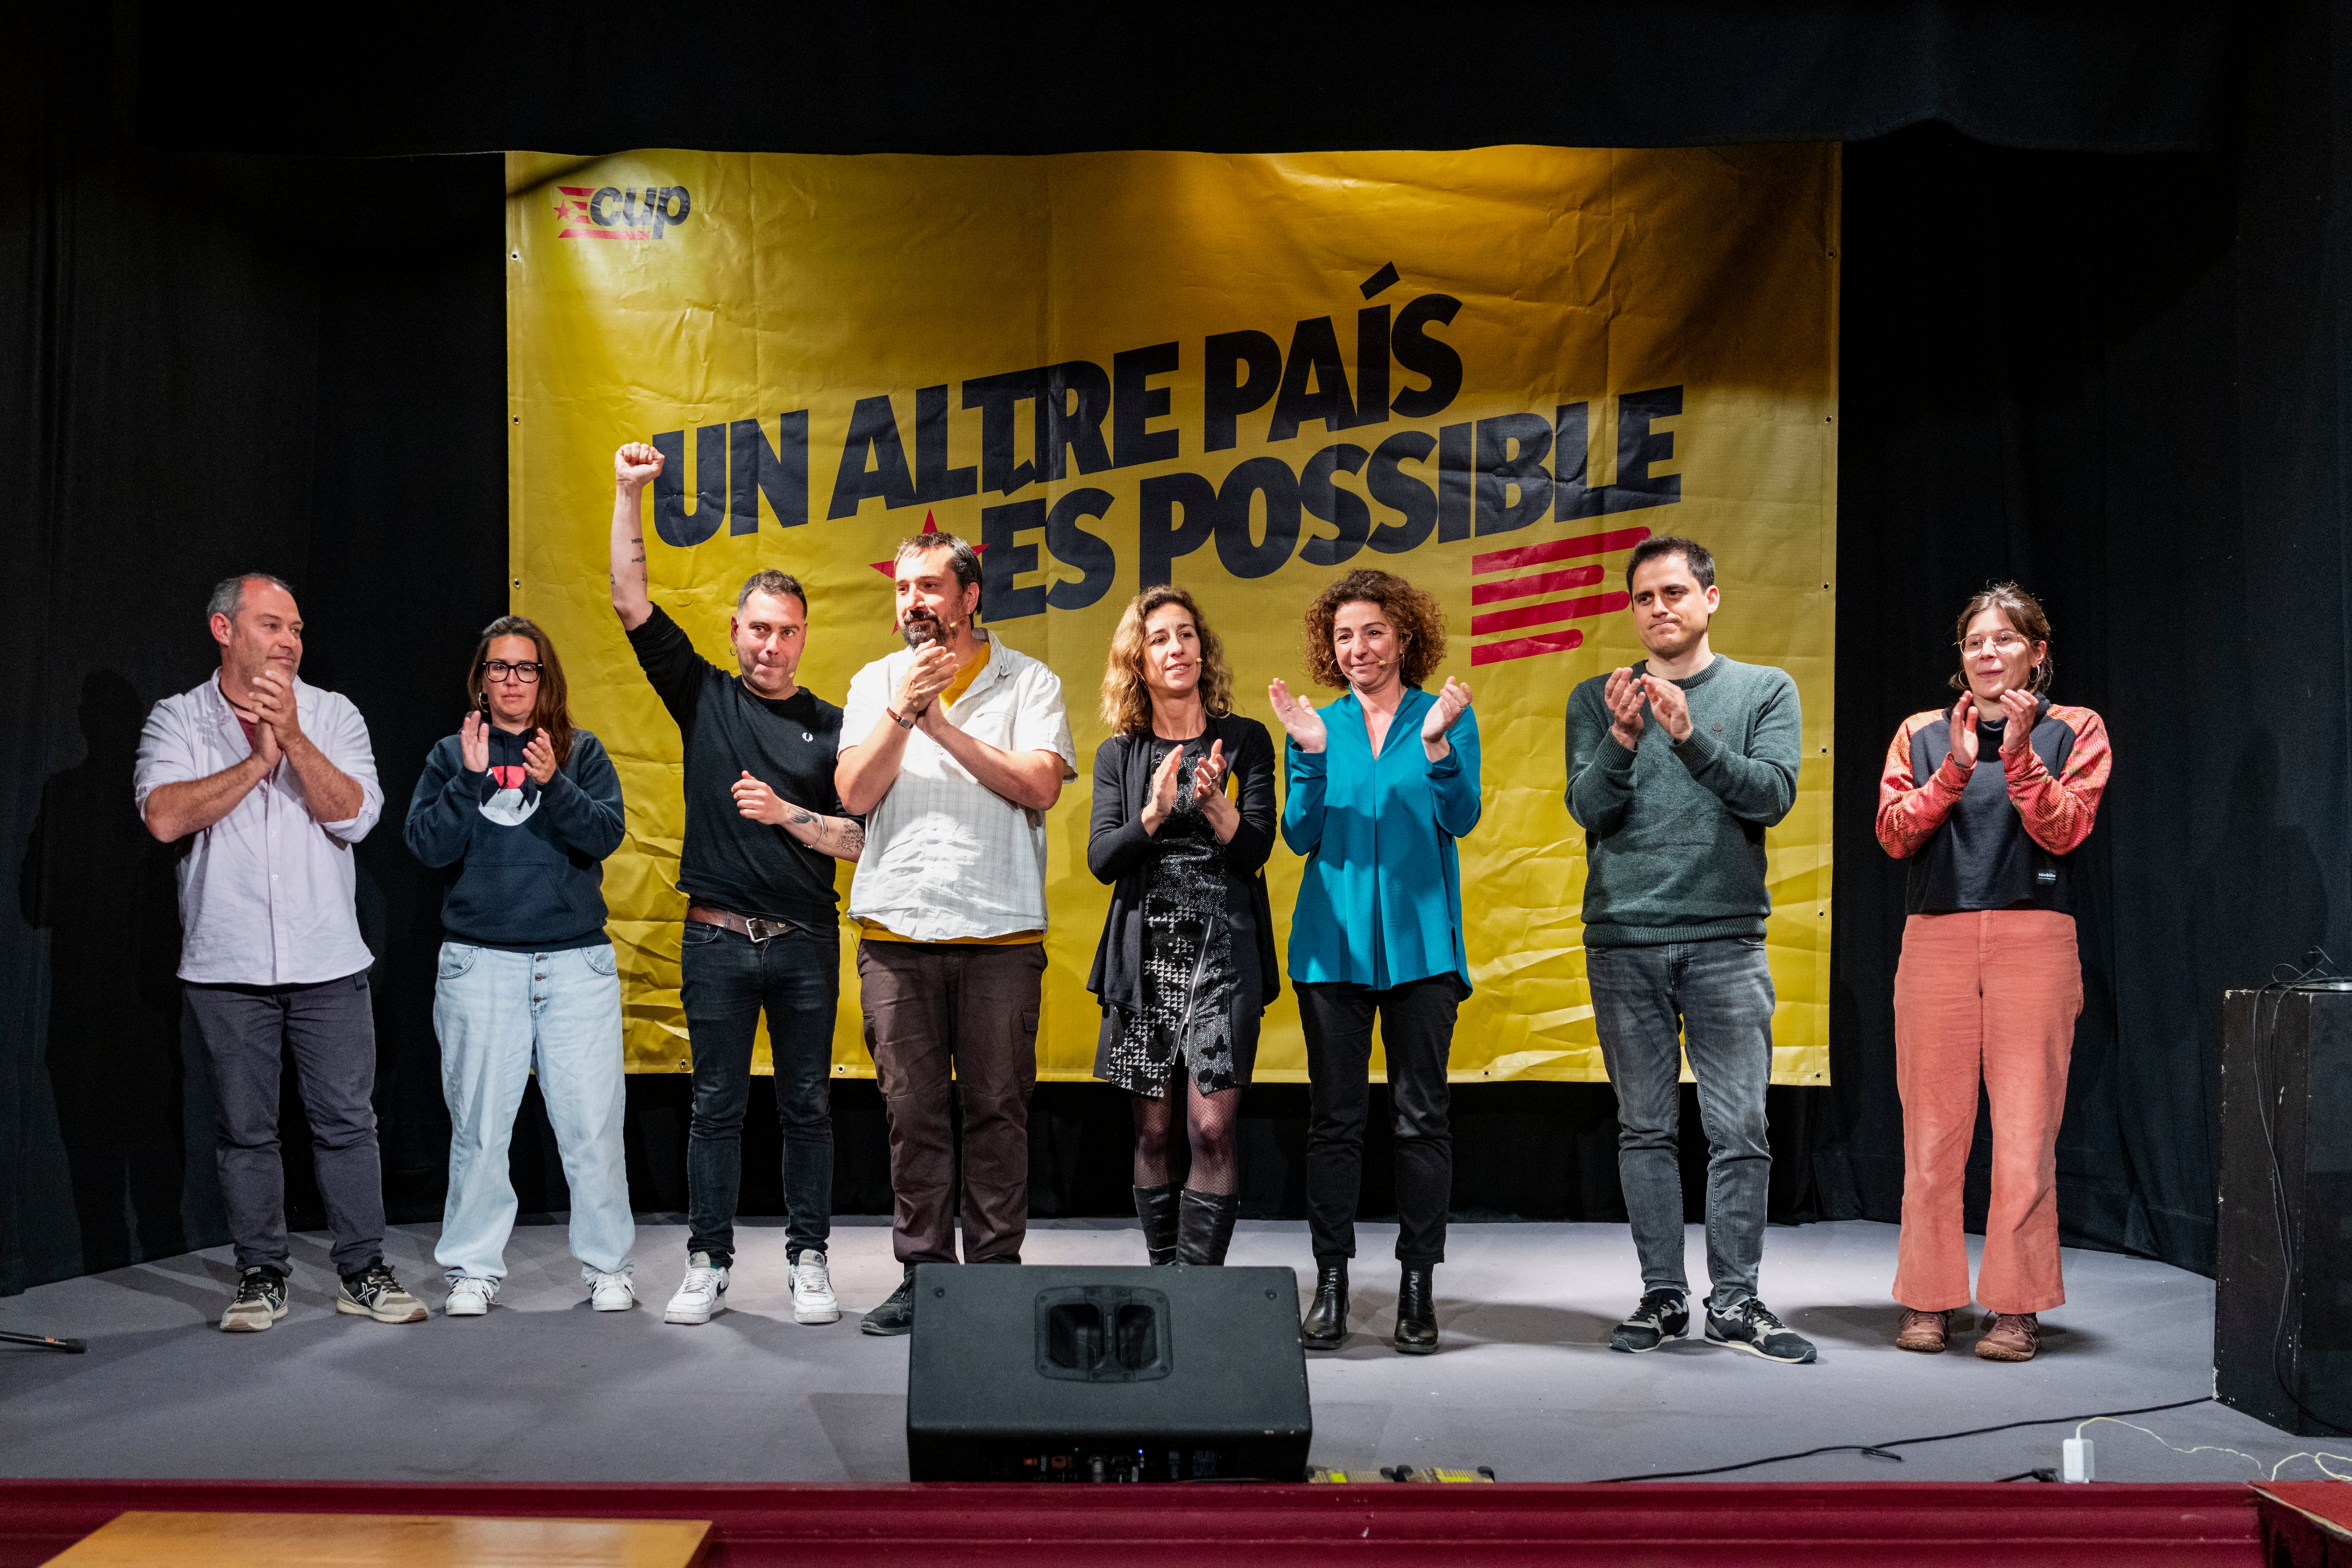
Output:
[2217, 985, 2352, 1434]
[905, 1263, 1311, 1481]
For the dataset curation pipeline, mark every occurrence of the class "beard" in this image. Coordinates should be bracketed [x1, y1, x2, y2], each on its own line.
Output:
[900, 607, 949, 650]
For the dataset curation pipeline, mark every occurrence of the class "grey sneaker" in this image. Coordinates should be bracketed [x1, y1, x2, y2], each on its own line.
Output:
[336, 1260, 427, 1324]
[1705, 1297, 1817, 1363]
[1609, 1287, 1691, 1353]
[220, 1267, 288, 1333]
[860, 1267, 917, 1337]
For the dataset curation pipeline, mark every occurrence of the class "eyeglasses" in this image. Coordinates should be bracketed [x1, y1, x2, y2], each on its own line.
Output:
[1959, 632, 2029, 655]
[483, 660, 543, 683]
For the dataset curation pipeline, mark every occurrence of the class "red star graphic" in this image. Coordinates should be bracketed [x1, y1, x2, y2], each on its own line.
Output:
[870, 511, 983, 576]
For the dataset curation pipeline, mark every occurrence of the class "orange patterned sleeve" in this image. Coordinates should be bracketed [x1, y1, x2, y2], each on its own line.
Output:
[1876, 710, 1973, 859]
[2002, 705, 2111, 855]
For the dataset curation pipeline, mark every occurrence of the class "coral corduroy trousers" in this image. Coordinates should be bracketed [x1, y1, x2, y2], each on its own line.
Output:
[1891, 908, 2082, 1316]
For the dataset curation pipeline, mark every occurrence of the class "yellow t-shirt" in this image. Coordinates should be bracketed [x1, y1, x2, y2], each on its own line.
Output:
[858, 651, 1042, 946]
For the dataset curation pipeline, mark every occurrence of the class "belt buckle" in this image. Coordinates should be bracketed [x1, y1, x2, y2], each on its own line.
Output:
[743, 916, 780, 944]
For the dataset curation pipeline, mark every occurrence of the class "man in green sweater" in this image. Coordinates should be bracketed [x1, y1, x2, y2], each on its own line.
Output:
[1564, 535, 1814, 1364]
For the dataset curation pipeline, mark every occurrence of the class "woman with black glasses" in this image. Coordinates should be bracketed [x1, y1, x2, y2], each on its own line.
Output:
[404, 615, 636, 1317]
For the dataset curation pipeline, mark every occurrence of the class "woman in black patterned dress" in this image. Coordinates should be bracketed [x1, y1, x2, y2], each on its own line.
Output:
[1086, 586, 1279, 1266]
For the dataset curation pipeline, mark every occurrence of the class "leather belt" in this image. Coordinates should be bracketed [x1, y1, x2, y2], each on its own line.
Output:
[686, 904, 812, 944]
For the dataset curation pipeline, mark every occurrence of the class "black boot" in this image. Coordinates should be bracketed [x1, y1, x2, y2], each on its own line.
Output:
[1300, 1259, 1350, 1349]
[1176, 1189, 1240, 1266]
[1395, 1264, 1438, 1355]
[1132, 1183, 1180, 1266]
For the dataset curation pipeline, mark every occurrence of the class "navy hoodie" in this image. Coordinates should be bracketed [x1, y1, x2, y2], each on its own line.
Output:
[404, 724, 626, 950]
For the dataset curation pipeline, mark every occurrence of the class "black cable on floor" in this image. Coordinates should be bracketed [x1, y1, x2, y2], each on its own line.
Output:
[1588, 1395, 2215, 1482]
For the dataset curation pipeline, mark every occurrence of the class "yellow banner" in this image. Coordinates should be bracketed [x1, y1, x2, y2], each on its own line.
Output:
[505, 145, 1838, 1085]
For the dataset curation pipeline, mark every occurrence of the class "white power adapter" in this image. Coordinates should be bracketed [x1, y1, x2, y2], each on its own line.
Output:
[2061, 1437, 2096, 1483]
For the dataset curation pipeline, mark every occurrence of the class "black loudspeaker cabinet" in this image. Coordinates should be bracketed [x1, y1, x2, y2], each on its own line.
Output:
[905, 1263, 1312, 1482]
[2217, 986, 2352, 1435]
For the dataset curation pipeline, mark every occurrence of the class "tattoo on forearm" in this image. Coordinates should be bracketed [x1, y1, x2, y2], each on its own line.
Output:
[781, 806, 864, 859]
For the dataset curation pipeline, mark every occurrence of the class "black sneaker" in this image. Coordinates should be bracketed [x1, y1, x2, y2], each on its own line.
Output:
[1705, 1297, 1817, 1363]
[1609, 1287, 1691, 1353]
[220, 1267, 288, 1333]
[335, 1259, 426, 1324]
[861, 1267, 917, 1337]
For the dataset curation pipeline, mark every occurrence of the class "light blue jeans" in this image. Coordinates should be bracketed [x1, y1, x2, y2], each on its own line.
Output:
[433, 942, 634, 1284]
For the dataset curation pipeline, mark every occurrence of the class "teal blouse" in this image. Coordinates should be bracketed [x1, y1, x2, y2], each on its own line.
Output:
[1280, 685, 1482, 990]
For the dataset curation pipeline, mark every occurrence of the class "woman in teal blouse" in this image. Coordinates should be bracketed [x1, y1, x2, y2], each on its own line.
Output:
[1269, 568, 1479, 1355]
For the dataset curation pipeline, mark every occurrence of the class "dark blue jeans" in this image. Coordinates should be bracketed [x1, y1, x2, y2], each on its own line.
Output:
[1586, 935, 1774, 1312]
[679, 920, 838, 1265]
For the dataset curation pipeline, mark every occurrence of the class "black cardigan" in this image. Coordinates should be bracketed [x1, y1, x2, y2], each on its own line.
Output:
[1084, 714, 1281, 1012]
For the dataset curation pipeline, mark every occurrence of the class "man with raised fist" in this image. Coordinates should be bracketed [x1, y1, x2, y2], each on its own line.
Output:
[1564, 535, 1812, 1366]
[136, 573, 423, 1333]
[834, 530, 1076, 1335]
[610, 441, 866, 1329]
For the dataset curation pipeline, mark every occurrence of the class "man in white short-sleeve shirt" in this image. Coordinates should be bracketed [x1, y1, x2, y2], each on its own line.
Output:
[836, 532, 1075, 1335]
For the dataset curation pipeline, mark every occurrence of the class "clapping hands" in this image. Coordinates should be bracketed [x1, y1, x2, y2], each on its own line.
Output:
[1268, 679, 1327, 753]
[1420, 677, 1473, 760]
[1949, 688, 2037, 769]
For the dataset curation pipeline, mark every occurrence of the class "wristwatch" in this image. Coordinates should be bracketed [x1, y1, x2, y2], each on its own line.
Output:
[887, 707, 916, 729]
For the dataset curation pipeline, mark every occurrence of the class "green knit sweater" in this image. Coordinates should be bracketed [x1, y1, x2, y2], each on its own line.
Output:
[1563, 654, 1802, 947]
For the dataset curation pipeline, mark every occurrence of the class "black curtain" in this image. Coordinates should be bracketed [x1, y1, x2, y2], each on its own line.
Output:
[3, 12, 508, 1289]
[1825, 5, 2352, 1276]
[5, 0, 2333, 1293]
[134, 5, 2237, 156]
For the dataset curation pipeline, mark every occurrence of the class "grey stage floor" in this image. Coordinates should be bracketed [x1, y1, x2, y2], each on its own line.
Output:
[0, 1218, 2332, 1487]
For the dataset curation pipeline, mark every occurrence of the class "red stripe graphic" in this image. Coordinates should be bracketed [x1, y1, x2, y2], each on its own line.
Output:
[1471, 628, 1585, 666]
[556, 229, 654, 240]
[1470, 591, 1629, 636]
[1470, 563, 1602, 605]
[1470, 525, 1653, 576]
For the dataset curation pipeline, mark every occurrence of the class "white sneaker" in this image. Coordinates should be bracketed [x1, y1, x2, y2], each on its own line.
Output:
[788, 1250, 841, 1324]
[663, 1252, 729, 1325]
[445, 1277, 496, 1317]
[588, 1271, 636, 1313]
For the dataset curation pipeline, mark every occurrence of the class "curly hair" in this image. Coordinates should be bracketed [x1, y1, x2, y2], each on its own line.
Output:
[1100, 586, 1234, 733]
[1947, 581, 2055, 695]
[1302, 569, 1447, 691]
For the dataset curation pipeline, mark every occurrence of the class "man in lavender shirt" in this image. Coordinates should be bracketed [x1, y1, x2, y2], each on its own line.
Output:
[135, 573, 425, 1332]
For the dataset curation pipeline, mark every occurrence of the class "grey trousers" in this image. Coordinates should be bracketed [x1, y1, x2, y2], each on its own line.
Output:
[1587, 935, 1774, 1312]
[183, 971, 386, 1277]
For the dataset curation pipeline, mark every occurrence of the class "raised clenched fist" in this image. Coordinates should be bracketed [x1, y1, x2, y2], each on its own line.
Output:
[614, 442, 664, 490]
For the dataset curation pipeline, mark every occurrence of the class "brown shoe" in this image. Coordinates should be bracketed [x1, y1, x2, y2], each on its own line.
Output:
[1895, 1307, 1950, 1353]
[1975, 1312, 2041, 1361]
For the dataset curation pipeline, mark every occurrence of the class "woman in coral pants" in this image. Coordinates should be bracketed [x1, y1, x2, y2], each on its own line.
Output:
[1875, 583, 2112, 1362]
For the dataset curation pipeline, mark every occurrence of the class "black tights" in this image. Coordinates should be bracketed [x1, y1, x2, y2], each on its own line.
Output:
[1131, 1070, 1241, 1195]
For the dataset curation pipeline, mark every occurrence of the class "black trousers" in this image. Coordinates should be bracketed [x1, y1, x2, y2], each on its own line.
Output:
[1298, 974, 1462, 1267]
